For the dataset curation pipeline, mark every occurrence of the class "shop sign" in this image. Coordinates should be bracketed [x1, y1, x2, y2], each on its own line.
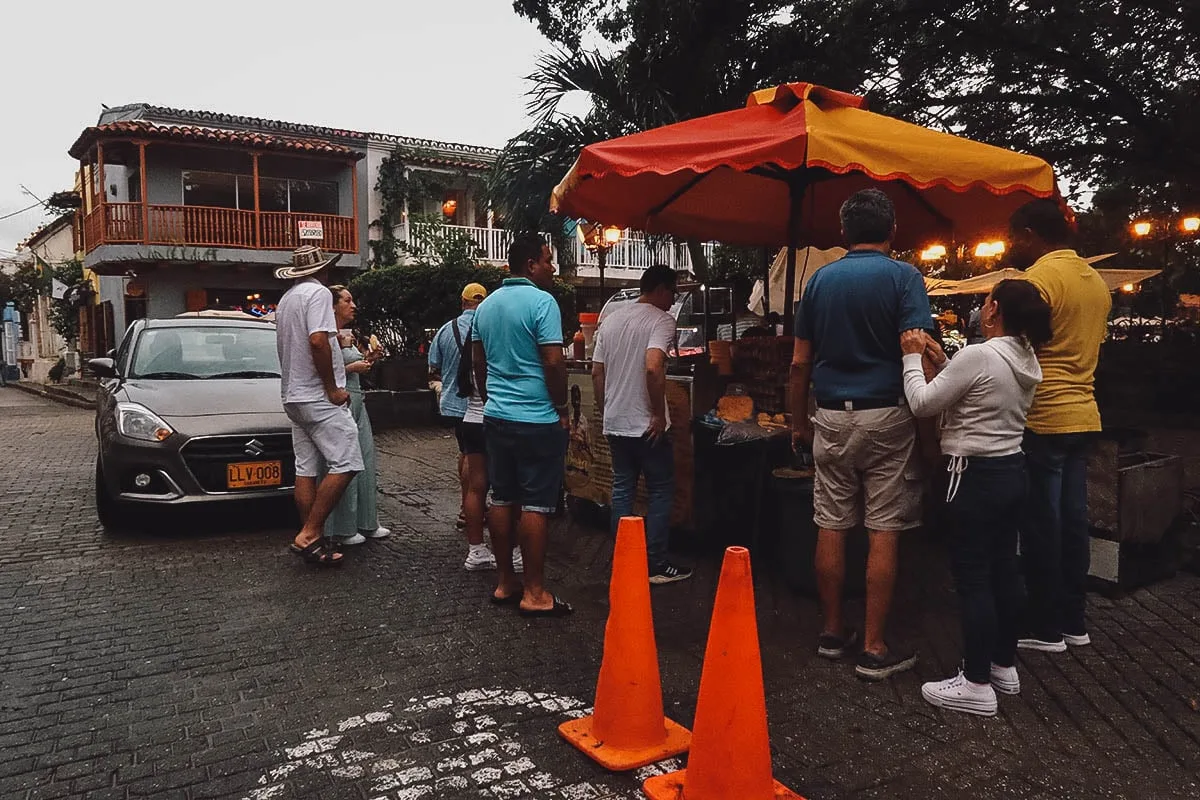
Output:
[298, 220, 324, 240]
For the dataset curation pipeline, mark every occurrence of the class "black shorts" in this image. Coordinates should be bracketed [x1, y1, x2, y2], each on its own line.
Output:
[484, 417, 566, 514]
[455, 420, 487, 456]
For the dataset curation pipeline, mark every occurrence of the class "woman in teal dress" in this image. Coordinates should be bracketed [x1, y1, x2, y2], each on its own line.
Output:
[325, 285, 389, 545]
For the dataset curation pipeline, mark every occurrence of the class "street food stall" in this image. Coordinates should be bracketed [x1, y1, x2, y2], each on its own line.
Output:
[564, 283, 735, 531]
[551, 79, 1066, 562]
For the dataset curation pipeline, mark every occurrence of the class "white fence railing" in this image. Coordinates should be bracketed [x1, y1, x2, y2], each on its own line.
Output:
[410, 223, 718, 277]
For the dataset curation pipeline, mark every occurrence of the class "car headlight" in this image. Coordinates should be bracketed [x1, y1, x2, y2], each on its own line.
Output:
[116, 402, 174, 442]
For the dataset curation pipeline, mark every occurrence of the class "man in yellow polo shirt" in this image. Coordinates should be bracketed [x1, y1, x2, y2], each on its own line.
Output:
[1008, 200, 1111, 653]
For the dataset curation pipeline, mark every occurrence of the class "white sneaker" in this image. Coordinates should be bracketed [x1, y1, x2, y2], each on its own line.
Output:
[990, 664, 1021, 695]
[511, 547, 524, 574]
[334, 533, 366, 546]
[921, 672, 998, 717]
[361, 526, 391, 539]
[463, 545, 497, 571]
[1064, 632, 1091, 647]
[1017, 636, 1067, 653]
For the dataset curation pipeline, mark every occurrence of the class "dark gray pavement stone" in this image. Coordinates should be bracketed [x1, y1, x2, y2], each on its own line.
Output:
[0, 386, 1198, 799]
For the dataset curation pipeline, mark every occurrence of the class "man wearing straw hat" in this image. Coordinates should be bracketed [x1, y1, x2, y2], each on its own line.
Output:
[275, 245, 363, 567]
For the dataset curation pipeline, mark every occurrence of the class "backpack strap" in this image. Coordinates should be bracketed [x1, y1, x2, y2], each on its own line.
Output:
[451, 316, 465, 353]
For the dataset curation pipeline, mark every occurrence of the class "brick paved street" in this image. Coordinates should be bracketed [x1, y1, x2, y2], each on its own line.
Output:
[2, 385, 1199, 800]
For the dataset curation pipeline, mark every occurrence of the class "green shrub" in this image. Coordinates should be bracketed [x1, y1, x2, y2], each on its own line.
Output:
[350, 222, 578, 358]
[48, 357, 66, 383]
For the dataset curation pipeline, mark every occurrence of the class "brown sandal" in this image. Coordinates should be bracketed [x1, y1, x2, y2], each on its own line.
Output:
[294, 538, 343, 567]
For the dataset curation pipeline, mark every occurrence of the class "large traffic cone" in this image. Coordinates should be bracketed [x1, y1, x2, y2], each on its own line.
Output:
[643, 546, 804, 800]
[558, 516, 692, 770]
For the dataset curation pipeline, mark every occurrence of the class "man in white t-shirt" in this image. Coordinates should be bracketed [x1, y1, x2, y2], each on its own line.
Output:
[274, 246, 364, 567]
[592, 264, 692, 584]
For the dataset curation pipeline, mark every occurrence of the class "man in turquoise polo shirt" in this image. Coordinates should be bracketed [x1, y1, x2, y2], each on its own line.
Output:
[472, 232, 572, 617]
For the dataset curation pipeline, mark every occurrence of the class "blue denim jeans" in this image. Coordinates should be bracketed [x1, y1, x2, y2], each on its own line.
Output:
[946, 454, 1026, 683]
[1020, 431, 1093, 639]
[484, 418, 567, 514]
[608, 433, 674, 571]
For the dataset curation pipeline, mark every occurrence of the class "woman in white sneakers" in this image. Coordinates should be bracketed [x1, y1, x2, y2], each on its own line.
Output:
[901, 279, 1051, 716]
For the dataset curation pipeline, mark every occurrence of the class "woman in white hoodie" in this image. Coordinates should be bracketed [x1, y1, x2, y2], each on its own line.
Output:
[901, 279, 1051, 717]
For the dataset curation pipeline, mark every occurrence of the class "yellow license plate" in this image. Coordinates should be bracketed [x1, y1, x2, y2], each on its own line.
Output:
[226, 460, 282, 489]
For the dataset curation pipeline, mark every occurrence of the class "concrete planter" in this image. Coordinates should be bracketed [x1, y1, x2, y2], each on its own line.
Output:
[374, 356, 428, 392]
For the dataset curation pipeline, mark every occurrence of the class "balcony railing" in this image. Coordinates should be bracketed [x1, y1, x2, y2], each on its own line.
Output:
[417, 223, 717, 276]
[82, 203, 358, 254]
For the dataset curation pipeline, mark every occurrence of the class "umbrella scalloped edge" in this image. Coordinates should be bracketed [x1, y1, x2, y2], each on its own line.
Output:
[568, 158, 1058, 201]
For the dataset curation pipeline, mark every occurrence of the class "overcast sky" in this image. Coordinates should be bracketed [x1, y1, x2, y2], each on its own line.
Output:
[0, 0, 574, 254]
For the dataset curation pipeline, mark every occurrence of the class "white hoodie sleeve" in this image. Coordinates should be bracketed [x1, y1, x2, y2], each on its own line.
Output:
[902, 348, 985, 418]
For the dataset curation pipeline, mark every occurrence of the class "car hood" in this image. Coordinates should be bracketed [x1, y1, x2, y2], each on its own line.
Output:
[118, 379, 289, 432]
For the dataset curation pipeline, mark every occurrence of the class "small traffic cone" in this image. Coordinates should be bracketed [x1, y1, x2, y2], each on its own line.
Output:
[558, 516, 691, 770]
[643, 546, 804, 800]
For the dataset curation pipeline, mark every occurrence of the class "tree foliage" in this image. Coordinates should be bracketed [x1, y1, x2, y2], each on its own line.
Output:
[50, 260, 85, 343]
[880, 1, 1200, 208]
[511, 1, 1197, 235]
[371, 147, 486, 267]
[495, 1, 902, 279]
[351, 219, 576, 357]
[0, 263, 41, 316]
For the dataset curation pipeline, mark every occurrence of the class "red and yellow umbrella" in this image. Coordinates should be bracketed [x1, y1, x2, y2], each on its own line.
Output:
[552, 82, 1063, 253]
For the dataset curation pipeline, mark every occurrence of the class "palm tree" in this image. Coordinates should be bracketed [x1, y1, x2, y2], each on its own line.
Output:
[492, 0, 882, 280]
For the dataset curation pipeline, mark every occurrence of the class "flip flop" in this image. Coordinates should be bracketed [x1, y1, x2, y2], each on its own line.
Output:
[518, 594, 573, 618]
[490, 587, 524, 606]
[290, 538, 344, 554]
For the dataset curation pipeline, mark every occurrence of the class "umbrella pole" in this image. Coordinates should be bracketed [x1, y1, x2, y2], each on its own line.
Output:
[782, 180, 803, 331]
[783, 246, 797, 330]
[761, 247, 771, 320]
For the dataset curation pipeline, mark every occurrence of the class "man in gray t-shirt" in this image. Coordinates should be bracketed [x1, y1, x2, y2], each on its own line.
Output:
[592, 265, 691, 584]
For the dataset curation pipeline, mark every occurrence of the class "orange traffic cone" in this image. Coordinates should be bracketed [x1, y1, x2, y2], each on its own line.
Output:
[558, 516, 692, 770]
[643, 546, 804, 800]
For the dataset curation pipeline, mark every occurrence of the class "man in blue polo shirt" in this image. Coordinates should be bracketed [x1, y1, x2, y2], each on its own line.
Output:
[789, 188, 932, 681]
[472, 232, 572, 618]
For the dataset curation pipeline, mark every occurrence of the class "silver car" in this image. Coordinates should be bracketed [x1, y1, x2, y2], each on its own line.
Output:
[90, 317, 294, 529]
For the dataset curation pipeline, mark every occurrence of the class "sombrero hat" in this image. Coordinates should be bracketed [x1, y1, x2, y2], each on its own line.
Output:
[274, 245, 342, 280]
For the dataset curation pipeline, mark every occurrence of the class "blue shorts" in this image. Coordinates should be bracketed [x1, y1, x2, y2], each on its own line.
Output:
[484, 417, 566, 514]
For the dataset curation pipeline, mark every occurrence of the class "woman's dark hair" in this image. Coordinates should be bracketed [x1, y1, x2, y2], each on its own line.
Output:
[991, 279, 1052, 349]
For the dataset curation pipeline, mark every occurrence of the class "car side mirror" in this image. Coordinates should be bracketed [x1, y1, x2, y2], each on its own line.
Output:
[88, 357, 119, 379]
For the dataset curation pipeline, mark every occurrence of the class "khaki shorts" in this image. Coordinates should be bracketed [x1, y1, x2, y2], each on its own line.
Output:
[811, 405, 923, 532]
[284, 400, 365, 477]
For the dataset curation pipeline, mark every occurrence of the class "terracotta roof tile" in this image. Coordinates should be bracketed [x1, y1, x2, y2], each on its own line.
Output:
[68, 120, 364, 160]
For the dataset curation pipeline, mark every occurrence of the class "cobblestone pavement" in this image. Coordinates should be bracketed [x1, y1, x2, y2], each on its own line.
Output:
[2, 385, 1199, 800]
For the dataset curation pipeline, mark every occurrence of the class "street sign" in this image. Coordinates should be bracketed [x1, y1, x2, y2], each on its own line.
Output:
[298, 220, 324, 240]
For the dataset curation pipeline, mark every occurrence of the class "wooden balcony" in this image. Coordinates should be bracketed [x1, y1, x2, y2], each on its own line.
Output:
[82, 203, 358, 255]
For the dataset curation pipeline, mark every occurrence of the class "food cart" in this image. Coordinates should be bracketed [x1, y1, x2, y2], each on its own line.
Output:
[564, 284, 735, 531]
[551, 79, 1065, 563]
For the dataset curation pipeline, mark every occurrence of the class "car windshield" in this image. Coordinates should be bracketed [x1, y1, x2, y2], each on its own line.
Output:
[130, 325, 280, 379]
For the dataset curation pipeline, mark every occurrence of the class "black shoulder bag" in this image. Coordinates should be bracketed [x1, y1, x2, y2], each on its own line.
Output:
[450, 318, 475, 398]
